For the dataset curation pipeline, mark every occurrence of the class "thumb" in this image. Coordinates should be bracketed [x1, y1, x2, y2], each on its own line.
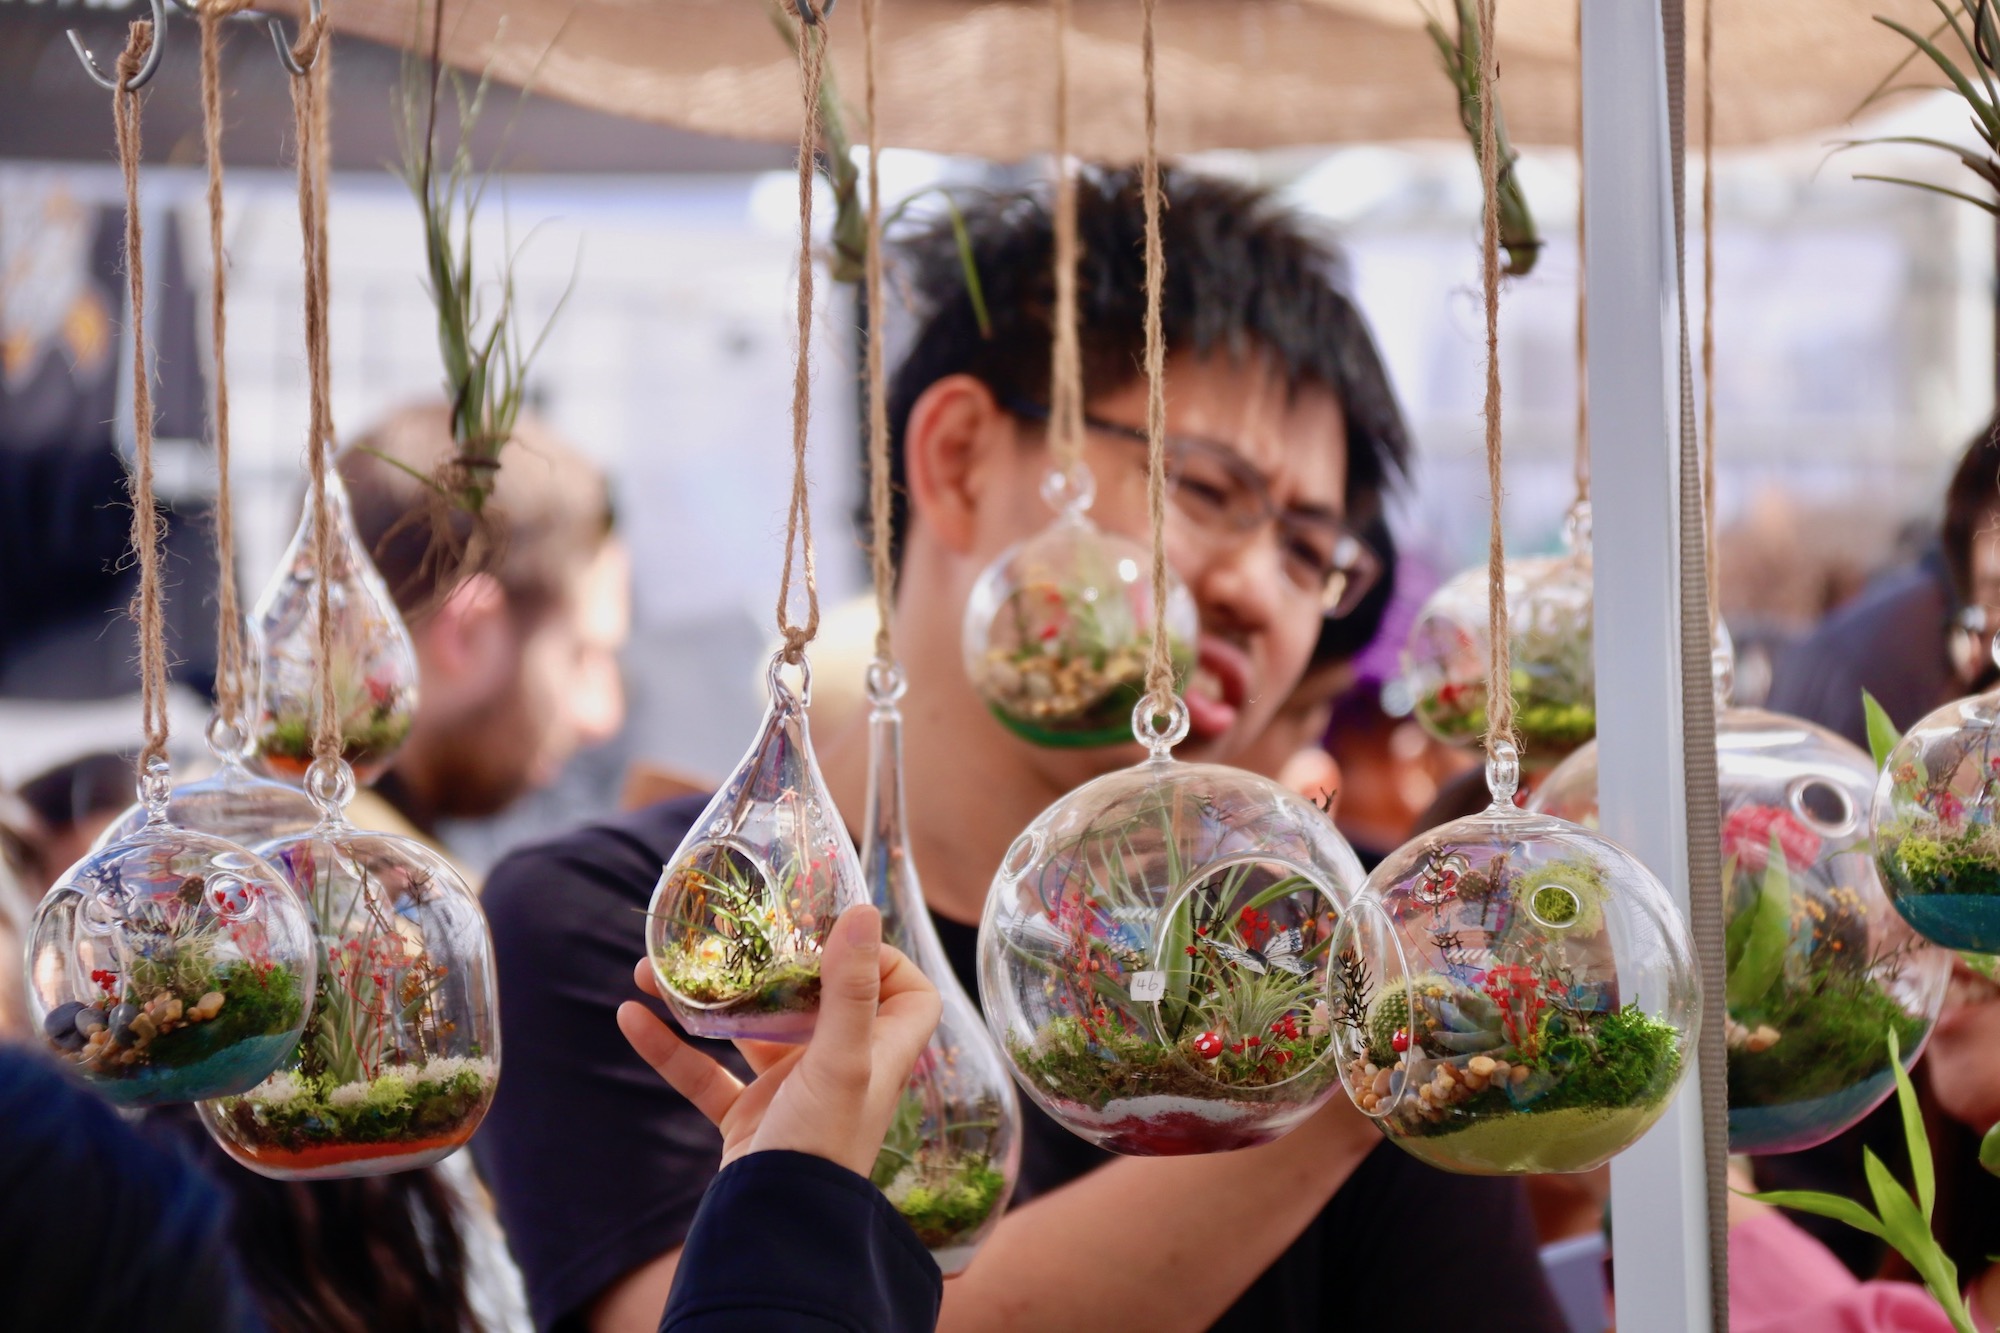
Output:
[801, 904, 882, 1088]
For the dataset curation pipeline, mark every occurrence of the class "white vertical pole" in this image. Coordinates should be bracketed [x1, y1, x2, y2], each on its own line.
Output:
[1583, 0, 1717, 1329]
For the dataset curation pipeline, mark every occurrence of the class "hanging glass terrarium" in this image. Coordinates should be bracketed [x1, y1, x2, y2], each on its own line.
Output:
[1350, 743, 1698, 1174]
[1405, 504, 1595, 766]
[1871, 641, 2000, 952]
[248, 472, 419, 785]
[27, 758, 317, 1108]
[962, 467, 1198, 749]
[197, 758, 500, 1179]
[979, 697, 1403, 1155]
[1537, 698, 1948, 1154]
[95, 712, 321, 852]
[860, 661, 1021, 1272]
[647, 656, 870, 1042]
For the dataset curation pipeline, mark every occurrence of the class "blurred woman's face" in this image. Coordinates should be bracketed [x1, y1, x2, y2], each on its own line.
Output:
[1926, 957, 2000, 1130]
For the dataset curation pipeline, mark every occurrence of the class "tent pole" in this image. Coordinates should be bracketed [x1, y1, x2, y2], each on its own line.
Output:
[1584, 0, 1720, 1328]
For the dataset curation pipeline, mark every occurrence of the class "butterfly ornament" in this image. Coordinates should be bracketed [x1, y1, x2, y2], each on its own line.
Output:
[1204, 927, 1310, 977]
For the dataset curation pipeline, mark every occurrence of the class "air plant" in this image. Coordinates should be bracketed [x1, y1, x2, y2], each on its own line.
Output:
[1424, 0, 1541, 276]
[394, 1, 572, 522]
[1850, 1, 2000, 214]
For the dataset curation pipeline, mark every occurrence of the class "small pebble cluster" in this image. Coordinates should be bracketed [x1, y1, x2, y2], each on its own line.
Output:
[1724, 1015, 1782, 1054]
[982, 647, 1138, 724]
[1348, 1052, 1531, 1119]
[43, 989, 227, 1069]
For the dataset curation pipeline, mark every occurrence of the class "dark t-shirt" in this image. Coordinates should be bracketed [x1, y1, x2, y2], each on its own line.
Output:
[473, 795, 1566, 1333]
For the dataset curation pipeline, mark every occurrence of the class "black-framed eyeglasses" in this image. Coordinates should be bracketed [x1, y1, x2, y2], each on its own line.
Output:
[1001, 395, 1383, 618]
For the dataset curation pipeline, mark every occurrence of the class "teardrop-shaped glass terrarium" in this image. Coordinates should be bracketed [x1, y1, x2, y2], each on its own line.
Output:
[197, 758, 500, 1179]
[647, 656, 871, 1042]
[1405, 503, 1596, 767]
[979, 697, 1404, 1155]
[26, 757, 317, 1107]
[1536, 652, 1949, 1155]
[962, 467, 1198, 749]
[95, 712, 321, 852]
[1871, 633, 2000, 953]
[248, 473, 419, 785]
[860, 660, 1021, 1273]
[1351, 743, 1699, 1175]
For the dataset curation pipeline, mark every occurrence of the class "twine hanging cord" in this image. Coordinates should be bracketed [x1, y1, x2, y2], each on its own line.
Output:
[862, 0, 893, 663]
[1475, 0, 1515, 752]
[777, 2, 828, 667]
[1049, 0, 1087, 486]
[114, 21, 171, 771]
[1138, 0, 1175, 715]
[198, 0, 256, 728]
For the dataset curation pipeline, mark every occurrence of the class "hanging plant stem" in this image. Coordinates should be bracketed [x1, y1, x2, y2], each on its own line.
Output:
[394, 1, 572, 524]
[1425, 0, 1541, 276]
[1846, 2, 2000, 212]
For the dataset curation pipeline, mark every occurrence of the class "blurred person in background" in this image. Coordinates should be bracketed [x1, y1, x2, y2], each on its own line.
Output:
[1766, 417, 2000, 747]
[339, 404, 631, 853]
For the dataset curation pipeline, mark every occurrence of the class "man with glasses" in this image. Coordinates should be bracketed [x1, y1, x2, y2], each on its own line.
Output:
[474, 167, 1565, 1333]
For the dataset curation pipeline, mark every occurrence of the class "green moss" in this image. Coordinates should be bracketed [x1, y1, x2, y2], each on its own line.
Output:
[655, 951, 823, 1015]
[882, 1155, 1008, 1250]
[1413, 691, 1595, 757]
[214, 1058, 496, 1154]
[1881, 822, 2000, 900]
[1008, 1015, 1327, 1110]
[1389, 1005, 1683, 1169]
[135, 960, 306, 1072]
[258, 712, 413, 768]
[1728, 971, 1928, 1110]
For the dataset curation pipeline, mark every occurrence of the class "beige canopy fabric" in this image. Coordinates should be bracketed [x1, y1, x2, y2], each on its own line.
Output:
[318, 0, 1953, 158]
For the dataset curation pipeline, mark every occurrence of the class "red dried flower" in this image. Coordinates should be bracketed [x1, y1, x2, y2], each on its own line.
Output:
[1722, 804, 1822, 873]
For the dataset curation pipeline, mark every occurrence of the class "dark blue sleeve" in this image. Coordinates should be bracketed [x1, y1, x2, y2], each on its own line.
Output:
[662, 1151, 942, 1333]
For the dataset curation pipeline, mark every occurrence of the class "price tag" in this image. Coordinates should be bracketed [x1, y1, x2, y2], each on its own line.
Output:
[1128, 970, 1166, 1002]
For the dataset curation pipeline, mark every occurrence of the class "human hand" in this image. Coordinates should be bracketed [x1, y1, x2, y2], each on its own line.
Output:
[617, 904, 942, 1177]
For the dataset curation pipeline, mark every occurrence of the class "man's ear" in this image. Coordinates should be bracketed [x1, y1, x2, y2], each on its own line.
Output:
[901, 373, 1016, 556]
[419, 571, 510, 680]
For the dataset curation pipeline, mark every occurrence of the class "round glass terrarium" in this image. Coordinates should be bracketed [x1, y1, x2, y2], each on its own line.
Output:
[247, 474, 419, 785]
[26, 758, 317, 1108]
[860, 661, 1021, 1272]
[95, 713, 321, 851]
[962, 467, 1197, 748]
[197, 758, 500, 1179]
[1871, 653, 2000, 952]
[979, 698, 1403, 1156]
[647, 656, 871, 1042]
[1405, 504, 1595, 766]
[1351, 744, 1698, 1175]
[1537, 702, 1949, 1154]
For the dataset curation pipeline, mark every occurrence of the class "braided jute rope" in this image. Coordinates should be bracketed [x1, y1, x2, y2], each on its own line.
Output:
[114, 22, 169, 772]
[282, 11, 339, 762]
[1138, 0, 1174, 712]
[1701, 0, 1720, 637]
[776, 10, 829, 666]
[198, 1, 254, 729]
[1475, 0, 1515, 753]
[1572, 0, 1588, 509]
[1049, 0, 1086, 486]
[862, 0, 893, 663]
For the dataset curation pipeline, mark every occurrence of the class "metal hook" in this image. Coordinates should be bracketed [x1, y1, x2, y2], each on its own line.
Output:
[68, 0, 169, 92]
[792, 0, 836, 26]
[269, 0, 325, 77]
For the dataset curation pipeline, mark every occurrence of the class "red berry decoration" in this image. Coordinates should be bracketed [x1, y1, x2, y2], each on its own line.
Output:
[1391, 1027, 1410, 1054]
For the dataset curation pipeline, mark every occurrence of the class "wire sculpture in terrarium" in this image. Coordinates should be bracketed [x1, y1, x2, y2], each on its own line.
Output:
[29, 758, 317, 1107]
[979, 696, 1403, 1155]
[962, 478, 1197, 749]
[1404, 503, 1595, 767]
[1872, 635, 2000, 953]
[861, 662, 1021, 1270]
[1536, 668, 1949, 1154]
[1351, 743, 1699, 1174]
[646, 657, 870, 1042]
[95, 712, 322, 852]
[248, 470, 419, 785]
[198, 757, 500, 1178]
